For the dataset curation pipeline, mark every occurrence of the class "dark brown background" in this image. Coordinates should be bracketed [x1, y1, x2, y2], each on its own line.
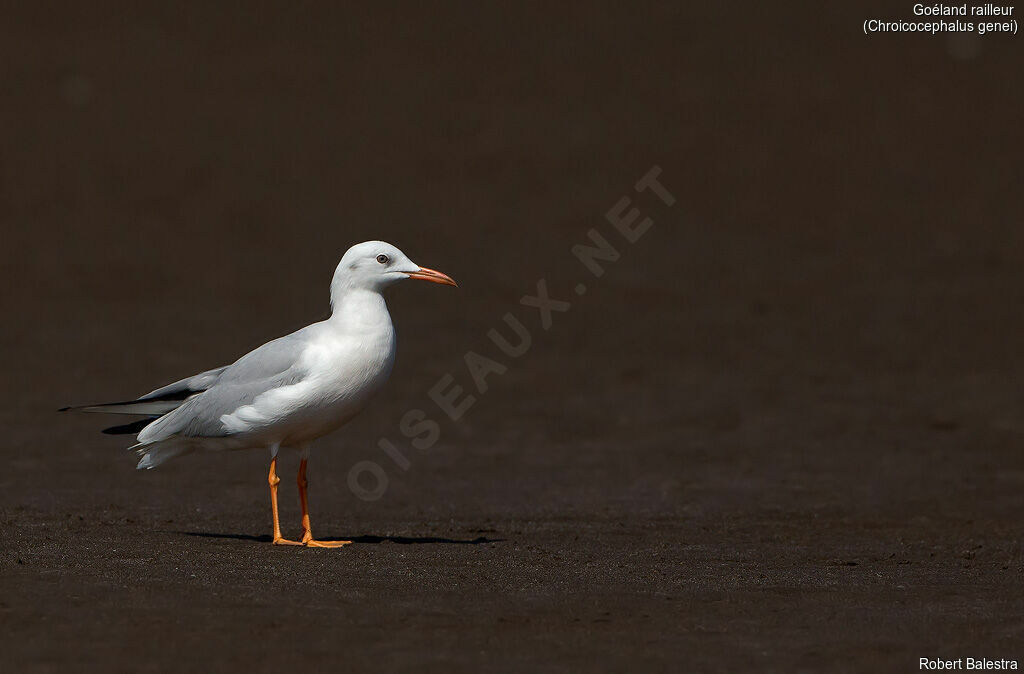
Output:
[2, 3, 1022, 672]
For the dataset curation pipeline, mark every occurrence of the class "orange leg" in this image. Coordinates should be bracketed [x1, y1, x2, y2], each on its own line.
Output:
[269, 456, 301, 546]
[298, 457, 351, 548]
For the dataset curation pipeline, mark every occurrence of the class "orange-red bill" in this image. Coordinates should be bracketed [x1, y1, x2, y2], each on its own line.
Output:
[407, 267, 458, 287]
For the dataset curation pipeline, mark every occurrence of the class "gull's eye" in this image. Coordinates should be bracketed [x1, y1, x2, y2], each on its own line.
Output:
[376, 254, 389, 264]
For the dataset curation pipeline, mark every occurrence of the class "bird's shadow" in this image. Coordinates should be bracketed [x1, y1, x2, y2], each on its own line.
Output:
[173, 531, 503, 545]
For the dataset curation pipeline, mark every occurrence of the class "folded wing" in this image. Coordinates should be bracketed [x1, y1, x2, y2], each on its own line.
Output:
[60, 366, 229, 434]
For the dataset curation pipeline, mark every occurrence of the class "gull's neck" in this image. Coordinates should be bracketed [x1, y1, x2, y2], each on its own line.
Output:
[328, 287, 391, 331]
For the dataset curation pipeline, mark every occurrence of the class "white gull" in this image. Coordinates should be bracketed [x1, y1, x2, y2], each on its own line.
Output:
[64, 241, 457, 547]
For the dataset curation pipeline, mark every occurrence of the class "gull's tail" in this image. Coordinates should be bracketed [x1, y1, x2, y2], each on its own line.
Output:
[60, 365, 228, 460]
[130, 438, 196, 470]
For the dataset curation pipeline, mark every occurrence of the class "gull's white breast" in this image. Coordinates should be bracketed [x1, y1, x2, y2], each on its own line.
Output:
[220, 309, 396, 445]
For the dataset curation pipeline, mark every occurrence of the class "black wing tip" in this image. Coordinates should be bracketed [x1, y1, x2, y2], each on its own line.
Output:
[102, 418, 158, 435]
[60, 388, 199, 415]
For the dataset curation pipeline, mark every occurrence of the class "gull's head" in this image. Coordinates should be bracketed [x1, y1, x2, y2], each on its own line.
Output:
[332, 241, 457, 297]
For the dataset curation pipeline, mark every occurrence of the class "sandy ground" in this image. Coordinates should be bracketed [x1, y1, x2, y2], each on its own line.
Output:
[1, 3, 1022, 672]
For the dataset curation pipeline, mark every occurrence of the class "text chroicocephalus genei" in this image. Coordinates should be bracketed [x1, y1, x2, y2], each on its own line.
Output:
[63, 241, 457, 548]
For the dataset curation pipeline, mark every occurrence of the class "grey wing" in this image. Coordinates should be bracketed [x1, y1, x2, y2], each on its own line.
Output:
[135, 329, 315, 442]
[140, 367, 230, 402]
[62, 366, 230, 418]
